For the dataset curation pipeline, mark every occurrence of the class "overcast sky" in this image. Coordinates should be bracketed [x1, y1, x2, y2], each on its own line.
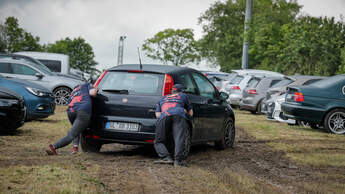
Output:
[0, 0, 344, 71]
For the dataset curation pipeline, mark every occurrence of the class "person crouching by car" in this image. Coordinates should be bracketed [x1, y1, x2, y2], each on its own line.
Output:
[154, 84, 193, 167]
[46, 83, 98, 155]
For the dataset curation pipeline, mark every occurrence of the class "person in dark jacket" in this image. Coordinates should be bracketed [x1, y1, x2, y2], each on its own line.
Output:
[46, 83, 98, 155]
[154, 84, 193, 166]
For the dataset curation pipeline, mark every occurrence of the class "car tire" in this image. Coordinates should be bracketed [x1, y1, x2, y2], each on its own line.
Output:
[324, 109, 345, 134]
[80, 134, 102, 153]
[215, 118, 235, 150]
[181, 127, 191, 159]
[53, 87, 72, 106]
[257, 100, 263, 114]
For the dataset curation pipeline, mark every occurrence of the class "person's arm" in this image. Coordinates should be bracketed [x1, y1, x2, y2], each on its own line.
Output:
[188, 109, 193, 117]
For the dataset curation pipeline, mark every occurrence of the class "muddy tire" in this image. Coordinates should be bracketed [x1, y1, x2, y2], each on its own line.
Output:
[80, 135, 102, 153]
[181, 128, 191, 159]
[324, 109, 345, 134]
[215, 118, 235, 149]
[53, 87, 71, 106]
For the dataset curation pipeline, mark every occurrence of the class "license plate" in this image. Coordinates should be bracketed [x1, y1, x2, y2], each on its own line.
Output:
[106, 122, 139, 132]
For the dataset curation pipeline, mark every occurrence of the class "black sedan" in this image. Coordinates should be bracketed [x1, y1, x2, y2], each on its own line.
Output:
[282, 74, 345, 134]
[0, 86, 26, 131]
[81, 64, 236, 156]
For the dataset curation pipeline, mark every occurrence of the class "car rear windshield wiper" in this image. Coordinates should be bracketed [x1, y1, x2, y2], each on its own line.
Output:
[102, 89, 129, 94]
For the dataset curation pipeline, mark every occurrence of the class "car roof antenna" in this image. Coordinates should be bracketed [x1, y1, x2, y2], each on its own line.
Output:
[137, 47, 143, 70]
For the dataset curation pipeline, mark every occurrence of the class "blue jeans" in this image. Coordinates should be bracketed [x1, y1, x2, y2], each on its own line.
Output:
[53, 110, 90, 149]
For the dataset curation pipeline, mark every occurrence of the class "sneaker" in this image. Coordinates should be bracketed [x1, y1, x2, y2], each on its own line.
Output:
[153, 156, 173, 164]
[71, 146, 78, 155]
[174, 160, 188, 167]
[46, 144, 58, 155]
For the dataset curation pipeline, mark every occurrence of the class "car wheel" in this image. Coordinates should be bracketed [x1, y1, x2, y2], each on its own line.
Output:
[53, 87, 71, 106]
[181, 128, 191, 159]
[324, 109, 345, 134]
[80, 134, 102, 153]
[257, 100, 263, 114]
[215, 118, 235, 149]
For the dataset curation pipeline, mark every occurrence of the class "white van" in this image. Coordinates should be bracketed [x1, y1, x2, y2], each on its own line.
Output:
[15, 51, 70, 74]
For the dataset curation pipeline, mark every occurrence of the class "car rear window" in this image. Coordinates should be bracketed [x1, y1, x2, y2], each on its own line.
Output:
[247, 77, 260, 88]
[99, 71, 164, 95]
[230, 75, 244, 84]
[271, 78, 293, 87]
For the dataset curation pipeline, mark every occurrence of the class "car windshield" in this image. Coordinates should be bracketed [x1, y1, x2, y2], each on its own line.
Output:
[99, 71, 164, 95]
[26, 60, 54, 75]
[309, 75, 345, 87]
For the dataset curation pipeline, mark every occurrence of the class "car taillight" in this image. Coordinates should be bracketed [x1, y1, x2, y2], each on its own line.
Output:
[231, 86, 240, 90]
[93, 70, 108, 87]
[162, 74, 174, 96]
[293, 92, 304, 102]
[248, 89, 257, 94]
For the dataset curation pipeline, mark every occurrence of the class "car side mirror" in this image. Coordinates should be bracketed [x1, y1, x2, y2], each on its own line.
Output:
[35, 73, 44, 79]
[219, 92, 229, 100]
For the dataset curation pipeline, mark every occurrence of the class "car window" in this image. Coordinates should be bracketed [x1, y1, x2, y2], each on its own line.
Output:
[230, 75, 244, 84]
[270, 79, 282, 87]
[247, 77, 260, 88]
[271, 79, 293, 87]
[38, 59, 62, 73]
[11, 63, 38, 76]
[192, 73, 216, 99]
[178, 74, 197, 94]
[99, 71, 164, 95]
[0, 62, 11, 73]
[302, 79, 322, 85]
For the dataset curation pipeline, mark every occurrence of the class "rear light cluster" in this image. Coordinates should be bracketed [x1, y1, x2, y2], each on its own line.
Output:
[231, 86, 240, 90]
[162, 74, 174, 96]
[248, 89, 257, 94]
[93, 70, 108, 87]
[293, 92, 304, 102]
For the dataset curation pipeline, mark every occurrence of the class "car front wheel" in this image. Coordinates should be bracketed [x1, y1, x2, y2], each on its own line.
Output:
[215, 118, 235, 149]
[53, 87, 71, 106]
[324, 109, 345, 134]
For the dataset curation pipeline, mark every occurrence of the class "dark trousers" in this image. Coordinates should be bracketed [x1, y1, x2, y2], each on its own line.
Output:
[53, 110, 91, 149]
[154, 115, 188, 161]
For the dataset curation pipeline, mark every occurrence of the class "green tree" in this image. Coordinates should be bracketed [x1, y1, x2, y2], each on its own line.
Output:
[0, 16, 41, 53]
[198, 0, 300, 72]
[45, 37, 99, 75]
[277, 16, 345, 76]
[142, 28, 199, 66]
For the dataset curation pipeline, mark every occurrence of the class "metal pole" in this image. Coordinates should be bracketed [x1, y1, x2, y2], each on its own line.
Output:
[241, 0, 252, 69]
[117, 36, 126, 65]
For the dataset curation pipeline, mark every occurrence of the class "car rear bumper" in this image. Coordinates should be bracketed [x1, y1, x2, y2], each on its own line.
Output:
[281, 102, 324, 123]
[239, 101, 257, 111]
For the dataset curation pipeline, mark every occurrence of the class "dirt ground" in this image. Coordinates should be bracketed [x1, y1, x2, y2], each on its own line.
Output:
[1, 113, 345, 193]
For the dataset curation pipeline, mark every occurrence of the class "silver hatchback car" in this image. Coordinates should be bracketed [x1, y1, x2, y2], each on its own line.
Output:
[0, 58, 84, 105]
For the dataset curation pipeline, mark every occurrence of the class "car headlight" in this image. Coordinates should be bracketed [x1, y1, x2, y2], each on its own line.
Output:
[25, 87, 50, 97]
[0, 99, 18, 107]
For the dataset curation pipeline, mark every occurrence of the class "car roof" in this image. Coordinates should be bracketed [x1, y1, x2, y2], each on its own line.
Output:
[108, 64, 195, 74]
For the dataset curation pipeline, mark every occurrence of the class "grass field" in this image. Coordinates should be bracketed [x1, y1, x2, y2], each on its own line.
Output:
[0, 106, 344, 193]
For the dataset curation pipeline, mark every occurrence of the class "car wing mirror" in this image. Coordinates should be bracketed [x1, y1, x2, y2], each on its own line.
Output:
[219, 92, 229, 101]
[35, 73, 44, 79]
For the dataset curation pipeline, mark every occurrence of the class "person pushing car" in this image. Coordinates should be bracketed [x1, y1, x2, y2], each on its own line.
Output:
[46, 82, 98, 155]
[154, 84, 193, 166]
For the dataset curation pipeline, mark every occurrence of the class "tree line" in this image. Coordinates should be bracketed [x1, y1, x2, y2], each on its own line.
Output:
[1, 0, 345, 77]
[143, 0, 345, 76]
[0, 17, 99, 75]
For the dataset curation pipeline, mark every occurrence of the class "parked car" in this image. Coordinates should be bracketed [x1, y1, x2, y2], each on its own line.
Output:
[227, 70, 284, 107]
[282, 74, 345, 134]
[15, 51, 86, 81]
[0, 86, 26, 131]
[0, 58, 84, 105]
[81, 64, 235, 155]
[264, 75, 326, 123]
[239, 76, 286, 114]
[0, 75, 55, 120]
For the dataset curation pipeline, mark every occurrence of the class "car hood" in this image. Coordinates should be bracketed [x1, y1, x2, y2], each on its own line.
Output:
[44, 74, 85, 85]
[3, 78, 51, 92]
